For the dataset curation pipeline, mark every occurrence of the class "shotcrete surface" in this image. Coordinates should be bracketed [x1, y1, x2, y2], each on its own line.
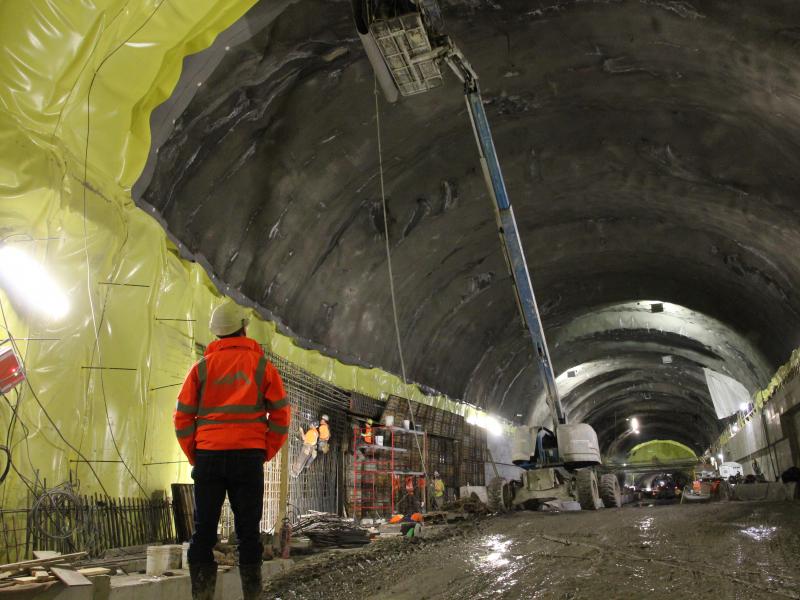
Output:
[267, 502, 800, 599]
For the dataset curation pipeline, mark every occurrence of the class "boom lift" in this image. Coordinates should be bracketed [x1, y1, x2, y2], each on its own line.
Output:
[352, 1, 621, 510]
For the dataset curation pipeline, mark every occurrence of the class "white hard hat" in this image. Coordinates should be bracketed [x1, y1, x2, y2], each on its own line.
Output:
[321, 414, 330, 422]
[209, 302, 250, 337]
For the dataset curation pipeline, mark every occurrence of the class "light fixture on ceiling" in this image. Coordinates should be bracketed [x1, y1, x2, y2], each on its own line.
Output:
[0, 246, 69, 320]
[630, 417, 639, 434]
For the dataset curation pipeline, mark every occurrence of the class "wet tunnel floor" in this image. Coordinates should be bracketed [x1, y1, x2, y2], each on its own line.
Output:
[267, 502, 800, 600]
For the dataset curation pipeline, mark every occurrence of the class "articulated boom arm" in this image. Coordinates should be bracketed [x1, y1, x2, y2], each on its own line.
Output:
[351, 1, 565, 426]
[443, 48, 566, 426]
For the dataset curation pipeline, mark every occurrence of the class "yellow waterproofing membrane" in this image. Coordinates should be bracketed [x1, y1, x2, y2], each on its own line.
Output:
[0, 0, 474, 511]
[627, 440, 697, 464]
[711, 347, 800, 452]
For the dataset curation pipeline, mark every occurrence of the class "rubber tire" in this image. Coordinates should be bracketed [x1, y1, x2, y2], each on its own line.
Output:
[576, 468, 601, 510]
[487, 476, 508, 512]
[600, 473, 622, 508]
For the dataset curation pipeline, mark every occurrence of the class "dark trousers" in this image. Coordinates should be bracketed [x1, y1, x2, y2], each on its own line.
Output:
[188, 449, 265, 566]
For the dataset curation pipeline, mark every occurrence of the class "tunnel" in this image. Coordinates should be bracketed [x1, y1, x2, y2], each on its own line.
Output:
[135, 0, 791, 455]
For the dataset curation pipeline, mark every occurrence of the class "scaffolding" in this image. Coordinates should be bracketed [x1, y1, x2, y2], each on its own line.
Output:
[352, 424, 428, 519]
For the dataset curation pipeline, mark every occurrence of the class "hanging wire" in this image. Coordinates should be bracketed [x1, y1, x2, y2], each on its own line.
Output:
[76, 2, 170, 500]
[0, 299, 111, 497]
[373, 78, 429, 481]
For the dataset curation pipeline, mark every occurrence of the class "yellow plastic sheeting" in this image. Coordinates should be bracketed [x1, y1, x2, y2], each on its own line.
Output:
[0, 0, 477, 511]
[627, 440, 697, 464]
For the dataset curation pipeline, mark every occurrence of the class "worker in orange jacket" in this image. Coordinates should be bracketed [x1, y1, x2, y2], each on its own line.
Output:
[292, 420, 320, 477]
[174, 302, 290, 600]
[318, 414, 331, 454]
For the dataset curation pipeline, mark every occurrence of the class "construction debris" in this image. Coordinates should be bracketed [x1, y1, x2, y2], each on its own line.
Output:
[294, 512, 370, 548]
[0, 551, 111, 589]
[441, 492, 488, 516]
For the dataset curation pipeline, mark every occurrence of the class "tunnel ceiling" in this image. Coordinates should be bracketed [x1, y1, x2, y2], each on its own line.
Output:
[136, 0, 800, 453]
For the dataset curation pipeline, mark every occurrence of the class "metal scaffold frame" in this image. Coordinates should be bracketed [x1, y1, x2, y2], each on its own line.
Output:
[352, 424, 428, 518]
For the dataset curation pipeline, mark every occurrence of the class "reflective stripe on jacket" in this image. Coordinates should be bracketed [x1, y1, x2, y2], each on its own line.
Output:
[174, 337, 290, 464]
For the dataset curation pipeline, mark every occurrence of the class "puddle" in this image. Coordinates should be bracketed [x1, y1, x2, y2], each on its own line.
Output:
[739, 526, 777, 542]
[473, 534, 512, 570]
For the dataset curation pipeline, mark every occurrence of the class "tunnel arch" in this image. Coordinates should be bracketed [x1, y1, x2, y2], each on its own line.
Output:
[136, 0, 800, 455]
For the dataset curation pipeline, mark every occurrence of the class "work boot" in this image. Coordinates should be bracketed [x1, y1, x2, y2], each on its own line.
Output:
[189, 562, 217, 600]
[239, 562, 263, 600]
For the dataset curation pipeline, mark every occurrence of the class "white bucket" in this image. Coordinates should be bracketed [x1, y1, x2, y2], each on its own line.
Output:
[403, 419, 410, 430]
[375, 435, 384, 446]
[146, 545, 182, 576]
[384, 415, 394, 427]
[181, 542, 190, 569]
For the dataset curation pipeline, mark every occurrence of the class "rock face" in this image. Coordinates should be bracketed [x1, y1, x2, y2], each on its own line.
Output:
[136, 0, 800, 454]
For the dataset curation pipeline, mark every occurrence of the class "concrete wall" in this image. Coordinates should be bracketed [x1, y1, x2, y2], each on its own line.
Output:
[722, 374, 800, 481]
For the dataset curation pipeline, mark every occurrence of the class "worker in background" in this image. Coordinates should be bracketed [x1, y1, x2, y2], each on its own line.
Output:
[292, 420, 319, 477]
[174, 302, 290, 600]
[318, 414, 331, 454]
[362, 418, 374, 444]
[431, 471, 445, 510]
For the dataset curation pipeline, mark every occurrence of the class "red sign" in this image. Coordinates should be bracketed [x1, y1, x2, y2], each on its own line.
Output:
[0, 346, 25, 393]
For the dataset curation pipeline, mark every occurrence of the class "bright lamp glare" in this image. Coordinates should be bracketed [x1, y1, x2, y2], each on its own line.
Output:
[0, 247, 69, 319]
[717, 453, 724, 460]
[630, 417, 639, 431]
[466, 413, 503, 436]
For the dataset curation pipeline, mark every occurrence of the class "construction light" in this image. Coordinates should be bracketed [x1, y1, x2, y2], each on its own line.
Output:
[630, 417, 639, 431]
[0, 246, 69, 320]
[732, 424, 739, 434]
[466, 413, 503, 436]
[717, 453, 724, 461]
[483, 415, 503, 437]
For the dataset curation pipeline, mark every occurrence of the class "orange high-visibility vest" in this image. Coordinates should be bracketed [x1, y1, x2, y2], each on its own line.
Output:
[174, 337, 290, 464]
[319, 422, 330, 442]
[303, 427, 319, 445]
[363, 424, 373, 444]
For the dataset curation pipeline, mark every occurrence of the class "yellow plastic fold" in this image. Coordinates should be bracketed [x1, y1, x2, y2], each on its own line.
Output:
[0, 0, 479, 510]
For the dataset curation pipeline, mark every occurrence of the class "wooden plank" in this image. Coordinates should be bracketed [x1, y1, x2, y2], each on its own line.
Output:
[13, 574, 56, 583]
[32, 551, 60, 560]
[76, 567, 111, 577]
[0, 551, 87, 572]
[50, 567, 92, 586]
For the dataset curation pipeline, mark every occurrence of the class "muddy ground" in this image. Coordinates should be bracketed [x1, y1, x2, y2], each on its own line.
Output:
[265, 502, 800, 600]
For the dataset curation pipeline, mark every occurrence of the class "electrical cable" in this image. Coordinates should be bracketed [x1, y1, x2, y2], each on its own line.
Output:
[0, 444, 10, 485]
[0, 298, 110, 497]
[76, 2, 169, 500]
[373, 78, 429, 482]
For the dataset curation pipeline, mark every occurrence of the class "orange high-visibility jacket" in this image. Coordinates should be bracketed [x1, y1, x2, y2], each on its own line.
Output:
[318, 422, 330, 442]
[303, 426, 319, 445]
[174, 337, 290, 465]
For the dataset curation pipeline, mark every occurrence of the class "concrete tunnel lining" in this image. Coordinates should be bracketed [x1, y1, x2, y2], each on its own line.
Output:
[134, 0, 800, 452]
